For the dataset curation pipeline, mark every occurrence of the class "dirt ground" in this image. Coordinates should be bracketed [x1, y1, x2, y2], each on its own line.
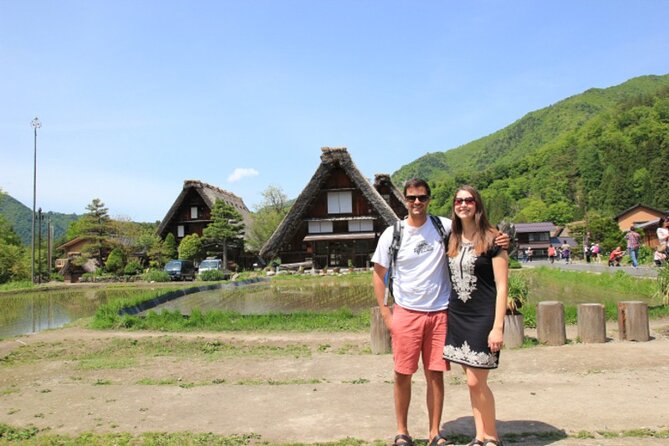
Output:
[1, 318, 668, 446]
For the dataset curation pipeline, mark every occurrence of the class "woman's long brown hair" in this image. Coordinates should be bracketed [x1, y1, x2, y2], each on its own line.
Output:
[447, 185, 497, 257]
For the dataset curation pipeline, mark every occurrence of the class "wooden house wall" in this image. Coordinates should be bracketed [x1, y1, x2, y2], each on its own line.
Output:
[274, 167, 387, 268]
[163, 189, 212, 240]
[617, 208, 665, 232]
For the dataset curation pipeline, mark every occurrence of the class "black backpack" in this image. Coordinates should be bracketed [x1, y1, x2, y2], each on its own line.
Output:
[384, 215, 450, 305]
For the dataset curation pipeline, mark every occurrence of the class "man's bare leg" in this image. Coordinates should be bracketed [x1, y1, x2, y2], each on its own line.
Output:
[425, 369, 444, 440]
[394, 372, 412, 438]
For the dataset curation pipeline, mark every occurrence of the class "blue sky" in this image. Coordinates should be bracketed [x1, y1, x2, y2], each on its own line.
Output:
[1, 1, 668, 222]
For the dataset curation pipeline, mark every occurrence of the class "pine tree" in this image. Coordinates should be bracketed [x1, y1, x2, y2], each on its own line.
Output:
[203, 200, 245, 269]
[79, 198, 113, 266]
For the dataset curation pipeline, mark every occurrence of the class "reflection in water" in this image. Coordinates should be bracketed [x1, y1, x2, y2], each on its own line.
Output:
[150, 281, 376, 315]
[0, 291, 107, 338]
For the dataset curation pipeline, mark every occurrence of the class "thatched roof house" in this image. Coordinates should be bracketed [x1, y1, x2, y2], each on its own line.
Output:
[157, 180, 252, 241]
[373, 173, 408, 220]
[260, 147, 405, 268]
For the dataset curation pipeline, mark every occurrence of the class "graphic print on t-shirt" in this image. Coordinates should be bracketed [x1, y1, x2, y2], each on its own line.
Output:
[414, 240, 434, 256]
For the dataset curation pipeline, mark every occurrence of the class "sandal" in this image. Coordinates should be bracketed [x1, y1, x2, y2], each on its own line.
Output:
[467, 440, 484, 446]
[429, 434, 455, 446]
[483, 440, 503, 446]
[393, 434, 414, 446]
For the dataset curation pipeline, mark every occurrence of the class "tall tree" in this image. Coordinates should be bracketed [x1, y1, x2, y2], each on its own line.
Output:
[0, 213, 28, 283]
[163, 233, 178, 261]
[203, 200, 245, 268]
[247, 185, 290, 253]
[78, 198, 114, 266]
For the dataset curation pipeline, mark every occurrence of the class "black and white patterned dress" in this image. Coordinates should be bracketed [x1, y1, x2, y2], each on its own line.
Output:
[443, 243, 502, 369]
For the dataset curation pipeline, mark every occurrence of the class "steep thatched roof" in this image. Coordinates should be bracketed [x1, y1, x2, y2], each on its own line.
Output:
[157, 180, 252, 237]
[374, 174, 405, 202]
[260, 147, 400, 259]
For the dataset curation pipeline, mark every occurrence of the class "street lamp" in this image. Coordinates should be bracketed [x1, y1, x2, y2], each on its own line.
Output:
[31, 117, 41, 284]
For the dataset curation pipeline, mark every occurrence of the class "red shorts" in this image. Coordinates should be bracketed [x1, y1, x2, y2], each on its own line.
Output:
[391, 305, 449, 374]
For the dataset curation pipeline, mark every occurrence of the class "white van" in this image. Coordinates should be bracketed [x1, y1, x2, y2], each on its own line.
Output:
[198, 258, 223, 273]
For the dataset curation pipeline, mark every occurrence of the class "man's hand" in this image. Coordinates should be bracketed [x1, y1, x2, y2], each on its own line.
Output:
[380, 305, 393, 331]
[494, 232, 511, 249]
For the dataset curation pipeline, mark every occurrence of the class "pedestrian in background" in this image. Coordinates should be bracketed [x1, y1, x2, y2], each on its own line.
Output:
[624, 226, 641, 268]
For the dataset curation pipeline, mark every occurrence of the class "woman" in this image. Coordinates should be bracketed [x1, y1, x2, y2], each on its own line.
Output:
[657, 217, 669, 255]
[442, 185, 508, 446]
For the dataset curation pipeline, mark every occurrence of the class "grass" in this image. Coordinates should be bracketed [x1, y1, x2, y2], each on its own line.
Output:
[0, 281, 34, 292]
[93, 307, 369, 332]
[0, 337, 313, 368]
[512, 267, 668, 328]
[1, 426, 667, 445]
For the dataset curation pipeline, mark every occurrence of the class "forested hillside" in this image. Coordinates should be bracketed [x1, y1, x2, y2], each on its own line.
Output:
[393, 74, 669, 225]
[0, 192, 80, 246]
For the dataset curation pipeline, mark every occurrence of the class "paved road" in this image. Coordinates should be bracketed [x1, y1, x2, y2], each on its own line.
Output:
[518, 259, 660, 278]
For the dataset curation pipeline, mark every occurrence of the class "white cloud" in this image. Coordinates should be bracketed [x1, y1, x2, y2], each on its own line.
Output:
[227, 167, 259, 183]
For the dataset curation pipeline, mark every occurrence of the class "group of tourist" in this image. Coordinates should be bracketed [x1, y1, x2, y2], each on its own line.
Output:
[547, 242, 574, 264]
[372, 178, 510, 446]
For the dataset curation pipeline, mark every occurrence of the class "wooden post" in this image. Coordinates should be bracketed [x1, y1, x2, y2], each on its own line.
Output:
[370, 306, 392, 354]
[617, 301, 650, 342]
[503, 314, 524, 348]
[537, 301, 566, 346]
[577, 303, 606, 343]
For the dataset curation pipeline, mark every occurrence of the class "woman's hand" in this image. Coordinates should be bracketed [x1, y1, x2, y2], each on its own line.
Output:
[488, 327, 504, 352]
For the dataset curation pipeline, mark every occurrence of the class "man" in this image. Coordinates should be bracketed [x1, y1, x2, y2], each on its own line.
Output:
[608, 246, 625, 267]
[371, 178, 508, 446]
[624, 226, 641, 268]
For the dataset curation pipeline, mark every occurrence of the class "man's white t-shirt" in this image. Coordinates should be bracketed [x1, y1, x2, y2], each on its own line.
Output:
[371, 216, 452, 312]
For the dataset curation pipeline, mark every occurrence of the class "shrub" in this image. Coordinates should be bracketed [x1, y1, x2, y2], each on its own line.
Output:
[508, 258, 521, 269]
[142, 269, 170, 282]
[507, 274, 529, 314]
[198, 270, 229, 281]
[655, 263, 669, 305]
[124, 260, 143, 276]
[105, 248, 126, 274]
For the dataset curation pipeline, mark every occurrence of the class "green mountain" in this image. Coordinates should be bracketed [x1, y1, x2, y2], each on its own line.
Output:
[0, 193, 80, 246]
[393, 74, 669, 224]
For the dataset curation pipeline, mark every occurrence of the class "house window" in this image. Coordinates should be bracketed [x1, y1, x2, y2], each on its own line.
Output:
[308, 221, 333, 233]
[177, 225, 185, 238]
[190, 206, 198, 219]
[327, 191, 352, 214]
[528, 233, 549, 242]
[348, 220, 373, 232]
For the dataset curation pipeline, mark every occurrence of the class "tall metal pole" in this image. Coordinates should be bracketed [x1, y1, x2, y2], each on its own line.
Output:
[47, 217, 53, 275]
[38, 208, 42, 284]
[31, 117, 41, 284]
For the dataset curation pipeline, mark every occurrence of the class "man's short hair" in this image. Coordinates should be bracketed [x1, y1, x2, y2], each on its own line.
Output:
[403, 178, 431, 196]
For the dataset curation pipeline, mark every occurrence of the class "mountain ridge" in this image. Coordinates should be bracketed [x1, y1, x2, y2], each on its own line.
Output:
[0, 192, 80, 246]
[393, 74, 669, 223]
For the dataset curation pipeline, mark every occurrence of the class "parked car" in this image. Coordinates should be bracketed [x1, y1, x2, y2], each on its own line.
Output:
[197, 258, 222, 273]
[197, 258, 231, 279]
[164, 259, 196, 281]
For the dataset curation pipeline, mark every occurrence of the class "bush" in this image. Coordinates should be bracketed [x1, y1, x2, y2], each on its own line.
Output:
[507, 273, 529, 314]
[124, 260, 143, 276]
[142, 269, 170, 282]
[508, 258, 522, 269]
[198, 270, 230, 281]
[105, 248, 126, 274]
[655, 263, 669, 305]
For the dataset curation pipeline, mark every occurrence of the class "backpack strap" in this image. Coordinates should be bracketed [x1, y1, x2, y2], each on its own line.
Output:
[429, 214, 450, 244]
[384, 219, 404, 305]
